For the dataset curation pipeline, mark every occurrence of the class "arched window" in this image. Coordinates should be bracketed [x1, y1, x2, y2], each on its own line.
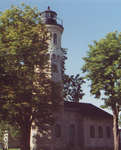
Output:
[90, 126, 95, 138]
[106, 126, 111, 138]
[52, 54, 56, 60]
[52, 63, 58, 73]
[98, 126, 103, 138]
[55, 124, 61, 138]
[46, 53, 50, 60]
[53, 33, 57, 44]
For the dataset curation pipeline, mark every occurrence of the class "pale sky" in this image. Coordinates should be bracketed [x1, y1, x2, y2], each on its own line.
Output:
[0, 0, 121, 113]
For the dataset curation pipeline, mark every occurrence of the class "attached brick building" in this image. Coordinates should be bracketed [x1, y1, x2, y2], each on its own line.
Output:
[53, 101, 113, 150]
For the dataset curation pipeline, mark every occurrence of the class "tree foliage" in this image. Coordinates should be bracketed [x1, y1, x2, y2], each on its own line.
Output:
[83, 31, 121, 150]
[63, 74, 85, 102]
[0, 4, 62, 150]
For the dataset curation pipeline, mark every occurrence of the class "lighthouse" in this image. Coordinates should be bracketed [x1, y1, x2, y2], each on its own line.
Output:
[41, 6, 64, 82]
[30, 7, 65, 150]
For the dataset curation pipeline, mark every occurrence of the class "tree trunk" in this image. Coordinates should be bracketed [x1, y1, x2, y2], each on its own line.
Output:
[20, 122, 31, 150]
[112, 106, 120, 150]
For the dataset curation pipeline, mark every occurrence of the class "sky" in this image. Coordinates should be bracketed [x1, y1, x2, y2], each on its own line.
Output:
[0, 0, 121, 113]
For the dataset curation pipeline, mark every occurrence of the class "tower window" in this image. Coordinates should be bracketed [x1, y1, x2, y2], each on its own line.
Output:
[57, 55, 60, 61]
[52, 63, 58, 73]
[90, 126, 95, 138]
[52, 54, 56, 60]
[53, 33, 57, 44]
[106, 126, 111, 138]
[98, 126, 103, 138]
[55, 124, 61, 138]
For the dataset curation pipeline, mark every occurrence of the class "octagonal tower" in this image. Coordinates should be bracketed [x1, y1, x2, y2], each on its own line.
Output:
[41, 6, 64, 82]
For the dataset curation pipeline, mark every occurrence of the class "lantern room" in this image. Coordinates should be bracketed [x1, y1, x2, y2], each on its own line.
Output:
[40, 6, 63, 27]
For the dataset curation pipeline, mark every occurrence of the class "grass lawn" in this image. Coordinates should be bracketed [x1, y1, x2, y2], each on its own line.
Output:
[0, 148, 20, 150]
[9, 149, 20, 150]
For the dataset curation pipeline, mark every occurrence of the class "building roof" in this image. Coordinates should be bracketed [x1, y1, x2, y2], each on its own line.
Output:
[64, 101, 113, 119]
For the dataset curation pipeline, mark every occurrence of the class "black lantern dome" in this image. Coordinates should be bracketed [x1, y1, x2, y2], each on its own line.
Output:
[40, 6, 63, 27]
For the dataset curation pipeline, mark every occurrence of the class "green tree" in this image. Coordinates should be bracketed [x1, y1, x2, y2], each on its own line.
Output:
[63, 74, 85, 102]
[83, 31, 121, 150]
[0, 4, 61, 150]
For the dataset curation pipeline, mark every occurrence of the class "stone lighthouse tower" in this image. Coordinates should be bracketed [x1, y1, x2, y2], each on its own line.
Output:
[41, 6, 64, 82]
[30, 7, 65, 150]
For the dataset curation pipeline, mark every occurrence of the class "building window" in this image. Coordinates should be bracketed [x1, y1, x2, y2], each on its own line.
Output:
[55, 124, 61, 138]
[106, 126, 111, 138]
[69, 124, 75, 145]
[90, 126, 95, 138]
[98, 126, 103, 138]
[53, 33, 57, 44]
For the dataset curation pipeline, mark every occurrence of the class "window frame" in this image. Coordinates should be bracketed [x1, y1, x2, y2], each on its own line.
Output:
[90, 125, 95, 138]
[51, 63, 58, 73]
[53, 33, 57, 45]
[98, 126, 103, 138]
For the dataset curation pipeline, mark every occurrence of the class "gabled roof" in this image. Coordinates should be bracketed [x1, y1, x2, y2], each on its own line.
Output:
[64, 101, 113, 119]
